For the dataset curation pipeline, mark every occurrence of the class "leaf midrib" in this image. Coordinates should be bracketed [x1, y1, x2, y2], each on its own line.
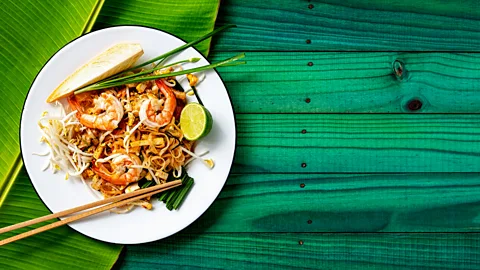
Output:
[0, 0, 106, 209]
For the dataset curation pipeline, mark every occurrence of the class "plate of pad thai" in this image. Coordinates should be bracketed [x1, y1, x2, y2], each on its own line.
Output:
[20, 25, 241, 244]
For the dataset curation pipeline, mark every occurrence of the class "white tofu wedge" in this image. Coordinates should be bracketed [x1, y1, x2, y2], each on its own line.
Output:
[46, 43, 144, 103]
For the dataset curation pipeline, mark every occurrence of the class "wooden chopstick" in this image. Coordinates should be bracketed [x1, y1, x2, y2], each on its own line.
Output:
[0, 180, 181, 246]
[0, 180, 181, 235]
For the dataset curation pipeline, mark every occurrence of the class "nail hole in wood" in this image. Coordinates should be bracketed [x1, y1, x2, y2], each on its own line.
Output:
[301, 129, 307, 134]
[305, 98, 311, 103]
[407, 99, 422, 111]
[392, 59, 408, 81]
[307, 220, 312, 224]
[308, 4, 314, 9]
[307, 62, 313, 66]
[301, 163, 307, 168]
[300, 183, 305, 188]
[299, 240, 304, 245]
[306, 39, 311, 44]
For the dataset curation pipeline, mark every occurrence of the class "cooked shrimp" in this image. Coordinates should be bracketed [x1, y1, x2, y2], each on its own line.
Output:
[139, 79, 176, 127]
[68, 92, 124, 131]
[92, 154, 142, 185]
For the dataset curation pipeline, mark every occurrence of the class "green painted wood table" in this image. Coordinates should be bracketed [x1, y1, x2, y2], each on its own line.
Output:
[93, 1, 480, 268]
[101, 1, 480, 269]
[2, 0, 480, 269]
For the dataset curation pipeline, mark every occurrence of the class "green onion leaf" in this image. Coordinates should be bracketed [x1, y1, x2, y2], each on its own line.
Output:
[78, 24, 235, 87]
[131, 24, 236, 70]
[165, 189, 177, 203]
[157, 191, 169, 202]
[103, 58, 199, 85]
[172, 177, 194, 210]
[166, 188, 181, 210]
[141, 181, 154, 189]
[75, 53, 245, 94]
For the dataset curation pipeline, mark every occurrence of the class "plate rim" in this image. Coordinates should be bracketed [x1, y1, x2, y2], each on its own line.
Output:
[19, 25, 237, 244]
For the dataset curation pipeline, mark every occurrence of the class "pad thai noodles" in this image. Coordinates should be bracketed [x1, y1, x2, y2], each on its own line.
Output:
[37, 67, 212, 212]
[35, 25, 245, 213]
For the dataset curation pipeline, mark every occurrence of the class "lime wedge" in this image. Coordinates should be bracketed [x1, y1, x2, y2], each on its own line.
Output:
[180, 103, 213, 141]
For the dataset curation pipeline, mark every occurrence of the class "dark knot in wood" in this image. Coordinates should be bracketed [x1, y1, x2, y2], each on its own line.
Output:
[407, 99, 423, 111]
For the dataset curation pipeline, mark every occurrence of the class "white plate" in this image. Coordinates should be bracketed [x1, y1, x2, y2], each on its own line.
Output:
[20, 26, 236, 244]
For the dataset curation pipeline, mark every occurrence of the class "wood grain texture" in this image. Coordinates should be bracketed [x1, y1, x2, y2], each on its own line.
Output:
[231, 114, 480, 173]
[210, 52, 480, 113]
[211, 0, 480, 51]
[113, 0, 480, 268]
[182, 173, 480, 233]
[120, 233, 480, 269]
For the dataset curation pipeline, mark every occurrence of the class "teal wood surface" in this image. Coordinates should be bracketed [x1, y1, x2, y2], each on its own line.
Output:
[119, 233, 480, 269]
[92, 0, 480, 268]
[182, 173, 480, 233]
[232, 114, 480, 173]
[211, 52, 480, 113]
[212, 0, 480, 51]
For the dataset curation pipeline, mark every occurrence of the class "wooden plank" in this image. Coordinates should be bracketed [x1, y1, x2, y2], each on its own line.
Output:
[120, 233, 480, 269]
[212, 0, 480, 51]
[231, 114, 480, 173]
[210, 52, 480, 113]
[184, 173, 480, 233]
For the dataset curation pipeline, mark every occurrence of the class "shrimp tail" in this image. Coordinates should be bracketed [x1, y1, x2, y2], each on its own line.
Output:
[67, 95, 88, 123]
[68, 92, 123, 131]
[92, 154, 142, 186]
[67, 95, 77, 110]
[92, 162, 122, 186]
[140, 80, 177, 128]
[156, 79, 176, 126]
[92, 162, 112, 180]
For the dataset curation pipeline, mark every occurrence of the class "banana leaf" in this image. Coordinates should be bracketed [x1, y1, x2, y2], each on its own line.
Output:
[0, 0, 220, 269]
[94, 0, 220, 56]
[0, 0, 123, 268]
[0, 169, 122, 269]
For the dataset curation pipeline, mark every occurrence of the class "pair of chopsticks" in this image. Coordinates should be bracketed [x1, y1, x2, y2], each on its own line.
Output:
[0, 180, 182, 246]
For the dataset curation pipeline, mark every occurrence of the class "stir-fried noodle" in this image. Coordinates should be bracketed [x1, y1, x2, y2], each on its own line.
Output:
[38, 68, 208, 211]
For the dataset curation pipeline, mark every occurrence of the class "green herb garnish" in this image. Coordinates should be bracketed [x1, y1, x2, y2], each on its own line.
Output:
[131, 24, 235, 70]
[156, 170, 193, 211]
[75, 53, 245, 94]
[74, 24, 244, 94]
[172, 177, 194, 210]
[141, 181, 154, 189]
